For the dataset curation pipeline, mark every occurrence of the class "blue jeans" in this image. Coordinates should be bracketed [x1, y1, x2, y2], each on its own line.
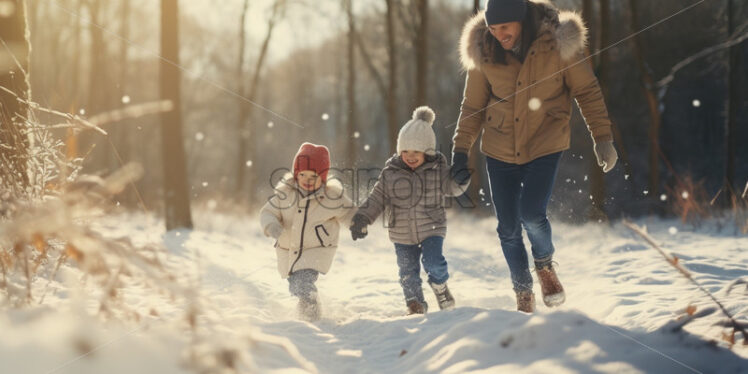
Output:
[486, 152, 562, 292]
[288, 269, 319, 301]
[394, 236, 449, 303]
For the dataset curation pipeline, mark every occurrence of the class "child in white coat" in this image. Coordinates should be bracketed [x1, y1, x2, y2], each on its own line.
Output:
[260, 143, 353, 321]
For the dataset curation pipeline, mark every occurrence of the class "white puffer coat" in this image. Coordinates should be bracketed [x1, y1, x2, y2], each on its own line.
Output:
[260, 174, 354, 278]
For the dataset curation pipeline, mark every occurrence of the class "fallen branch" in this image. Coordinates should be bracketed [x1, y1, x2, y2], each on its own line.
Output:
[622, 220, 747, 344]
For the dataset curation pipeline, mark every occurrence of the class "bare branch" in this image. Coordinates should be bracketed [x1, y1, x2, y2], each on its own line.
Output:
[657, 22, 748, 88]
[353, 29, 387, 98]
[623, 220, 748, 342]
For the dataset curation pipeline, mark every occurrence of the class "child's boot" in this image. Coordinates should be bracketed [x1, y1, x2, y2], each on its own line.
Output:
[429, 281, 455, 310]
[406, 299, 428, 315]
[297, 296, 321, 322]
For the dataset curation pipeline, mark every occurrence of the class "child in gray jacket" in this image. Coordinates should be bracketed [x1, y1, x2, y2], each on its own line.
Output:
[350, 106, 469, 314]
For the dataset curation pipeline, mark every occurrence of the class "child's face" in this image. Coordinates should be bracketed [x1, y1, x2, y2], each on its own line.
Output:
[297, 170, 323, 192]
[400, 150, 425, 170]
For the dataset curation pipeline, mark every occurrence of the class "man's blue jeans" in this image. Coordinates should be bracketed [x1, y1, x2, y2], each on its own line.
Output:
[394, 236, 449, 303]
[486, 152, 562, 292]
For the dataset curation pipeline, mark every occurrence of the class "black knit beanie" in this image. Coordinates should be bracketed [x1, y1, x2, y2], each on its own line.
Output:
[484, 0, 527, 25]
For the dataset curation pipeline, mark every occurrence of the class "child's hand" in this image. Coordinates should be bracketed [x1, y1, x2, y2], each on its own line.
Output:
[350, 214, 370, 240]
[265, 222, 283, 239]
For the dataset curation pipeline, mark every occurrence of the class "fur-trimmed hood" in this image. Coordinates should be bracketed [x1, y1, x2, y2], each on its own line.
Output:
[459, 0, 587, 70]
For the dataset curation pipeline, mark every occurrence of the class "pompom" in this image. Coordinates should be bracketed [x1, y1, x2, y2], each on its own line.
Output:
[412, 106, 435, 125]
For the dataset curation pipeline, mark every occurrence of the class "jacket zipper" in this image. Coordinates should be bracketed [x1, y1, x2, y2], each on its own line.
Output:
[289, 199, 311, 275]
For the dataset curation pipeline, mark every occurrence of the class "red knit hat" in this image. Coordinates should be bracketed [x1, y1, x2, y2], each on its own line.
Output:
[293, 142, 331, 183]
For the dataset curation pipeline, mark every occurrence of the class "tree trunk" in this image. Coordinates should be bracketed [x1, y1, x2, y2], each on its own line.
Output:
[724, 0, 740, 203]
[582, 0, 600, 68]
[0, 0, 31, 195]
[113, 0, 131, 169]
[386, 0, 399, 155]
[234, 0, 250, 196]
[628, 0, 661, 199]
[236, 0, 281, 200]
[160, 0, 193, 230]
[345, 0, 359, 166]
[414, 0, 428, 106]
[587, 0, 609, 221]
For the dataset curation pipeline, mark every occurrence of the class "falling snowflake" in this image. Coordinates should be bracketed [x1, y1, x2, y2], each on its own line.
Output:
[692, 99, 701, 108]
[195, 132, 205, 141]
[364, 144, 370, 151]
[246, 160, 253, 167]
[202, 182, 208, 187]
[584, 175, 588, 181]
[578, 189, 582, 194]
[681, 191, 689, 199]
[479, 189, 485, 196]
[0, 2, 16, 17]
[79, 108, 86, 115]
[267, 121, 274, 128]
[565, 178, 571, 183]
[668, 227, 678, 235]
[207, 199, 217, 210]
[660, 194, 667, 201]
[321, 113, 330, 121]
[354, 131, 360, 138]
[121, 95, 131, 104]
[625, 174, 630, 180]
[528, 97, 542, 111]
[643, 190, 649, 195]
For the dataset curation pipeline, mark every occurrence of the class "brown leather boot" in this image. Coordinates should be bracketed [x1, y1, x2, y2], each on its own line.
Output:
[536, 263, 565, 307]
[516, 290, 535, 313]
[406, 299, 427, 315]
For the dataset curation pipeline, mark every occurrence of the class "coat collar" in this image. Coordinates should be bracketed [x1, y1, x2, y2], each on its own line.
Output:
[459, 0, 587, 70]
[274, 172, 344, 202]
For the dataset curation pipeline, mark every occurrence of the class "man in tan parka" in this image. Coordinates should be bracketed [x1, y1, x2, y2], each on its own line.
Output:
[450, 0, 619, 313]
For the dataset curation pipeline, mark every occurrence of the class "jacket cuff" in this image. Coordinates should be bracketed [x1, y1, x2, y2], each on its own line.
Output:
[452, 147, 470, 156]
[593, 133, 613, 145]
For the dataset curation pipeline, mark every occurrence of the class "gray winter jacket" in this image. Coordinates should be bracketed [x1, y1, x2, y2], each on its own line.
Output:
[356, 152, 469, 245]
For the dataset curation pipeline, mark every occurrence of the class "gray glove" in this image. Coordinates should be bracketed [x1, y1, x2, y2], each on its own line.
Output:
[593, 141, 618, 173]
[265, 222, 283, 239]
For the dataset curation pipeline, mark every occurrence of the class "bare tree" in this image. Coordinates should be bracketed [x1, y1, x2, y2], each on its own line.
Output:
[353, 0, 400, 154]
[628, 0, 661, 199]
[385, 0, 399, 154]
[235, 0, 283, 197]
[160, 0, 193, 230]
[414, 0, 428, 106]
[586, 0, 610, 220]
[345, 0, 359, 165]
[0, 0, 31, 194]
[725, 0, 741, 203]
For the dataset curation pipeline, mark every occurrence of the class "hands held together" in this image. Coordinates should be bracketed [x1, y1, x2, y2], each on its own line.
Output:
[450, 152, 471, 185]
[350, 213, 370, 240]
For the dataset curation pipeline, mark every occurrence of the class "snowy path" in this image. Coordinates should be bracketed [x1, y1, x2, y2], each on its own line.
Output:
[1, 212, 746, 373]
[188, 213, 748, 373]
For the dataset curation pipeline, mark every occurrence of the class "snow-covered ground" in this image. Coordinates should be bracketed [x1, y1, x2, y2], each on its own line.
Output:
[1, 211, 746, 374]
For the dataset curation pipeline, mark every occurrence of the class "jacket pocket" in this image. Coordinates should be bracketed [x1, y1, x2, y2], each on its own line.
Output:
[425, 208, 446, 224]
[314, 224, 330, 247]
[485, 107, 506, 133]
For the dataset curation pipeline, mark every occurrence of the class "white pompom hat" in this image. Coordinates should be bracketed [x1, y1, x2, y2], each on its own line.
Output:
[396, 106, 437, 156]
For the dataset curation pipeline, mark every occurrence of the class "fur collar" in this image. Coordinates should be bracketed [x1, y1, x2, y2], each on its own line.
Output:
[459, 0, 587, 70]
[274, 172, 344, 198]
